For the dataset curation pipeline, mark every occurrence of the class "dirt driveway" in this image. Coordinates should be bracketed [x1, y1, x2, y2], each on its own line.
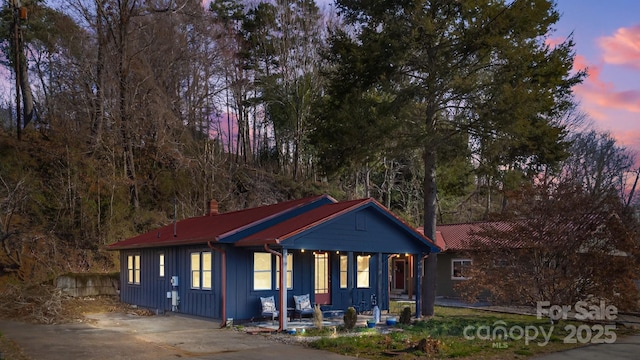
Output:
[0, 312, 356, 360]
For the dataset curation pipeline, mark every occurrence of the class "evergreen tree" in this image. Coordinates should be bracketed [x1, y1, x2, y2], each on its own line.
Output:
[315, 0, 585, 316]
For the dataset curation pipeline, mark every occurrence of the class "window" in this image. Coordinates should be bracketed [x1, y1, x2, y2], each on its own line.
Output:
[339, 255, 348, 288]
[191, 253, 200, 288]
[202, 252, 212, 289]
[452, 259, 472, 280]
[191, 252, 212, 289]
[159, 253, 165, 277]
[276, 253, 293, 289]
[314, 252, 329, 295]
[356, 255, 370, 288]
[253, 252, 272, 290]
[127, 255, 140, 285]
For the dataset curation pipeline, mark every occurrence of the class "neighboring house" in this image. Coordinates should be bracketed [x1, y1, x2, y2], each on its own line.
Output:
[107, 195, 440, 329]
[417, 222, 513, 299]
[433, 221, 639, 310]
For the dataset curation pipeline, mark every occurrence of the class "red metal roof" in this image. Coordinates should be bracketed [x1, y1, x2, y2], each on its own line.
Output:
[416, 227, 447, 251]
[436, 221, 518, 250]
[234, 199, 371, 246]
[106, 195, 334, 250]
[236, 198, 440, 250]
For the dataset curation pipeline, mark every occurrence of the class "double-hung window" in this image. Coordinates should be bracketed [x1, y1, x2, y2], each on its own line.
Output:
[254, 252, 293, 290]
[356, 255, 370, 288]
[276, 253, 293, 290]
[339, 255, 348, 288]
[253, 253, 272, 290]
[191, 252, 212, 289]
[127, 254, 140, 285]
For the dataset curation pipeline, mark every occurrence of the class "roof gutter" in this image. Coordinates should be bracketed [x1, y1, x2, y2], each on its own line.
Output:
[207, 241, 227, 328]
[263, 244, 284, 332]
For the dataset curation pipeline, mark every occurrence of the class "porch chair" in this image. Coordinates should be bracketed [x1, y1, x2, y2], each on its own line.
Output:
[260, 296, 279, 322]
[293, 294, 314, 320]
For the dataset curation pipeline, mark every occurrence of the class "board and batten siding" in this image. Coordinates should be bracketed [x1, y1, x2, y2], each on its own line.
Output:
[175, 246, 222, 318]
[289, 208, 425, 254]
[120, 246, 222, 318]
[120, 248, 177, 313]
[225, 248, 261, 321]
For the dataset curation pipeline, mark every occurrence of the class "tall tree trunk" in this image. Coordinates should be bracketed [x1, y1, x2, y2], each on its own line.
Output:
[422, 145, 437, 317]
[11, 2, 34, 138]
[19, 50, 34, 128]
[117, 0, 139, 208]
[92, 0, 107, 146]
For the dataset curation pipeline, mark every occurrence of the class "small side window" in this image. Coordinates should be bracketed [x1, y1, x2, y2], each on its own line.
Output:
[159, 253, 165, 277]
[451, 259, 472, 280]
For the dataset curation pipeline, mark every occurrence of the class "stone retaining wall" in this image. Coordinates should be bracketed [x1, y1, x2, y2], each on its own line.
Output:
[56, 273, 120, 297]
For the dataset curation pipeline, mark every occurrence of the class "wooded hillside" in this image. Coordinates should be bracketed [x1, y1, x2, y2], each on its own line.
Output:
[0, 0, 638, 295]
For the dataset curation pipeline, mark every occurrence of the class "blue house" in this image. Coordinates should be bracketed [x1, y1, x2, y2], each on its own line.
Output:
[107, 195, 440, 330]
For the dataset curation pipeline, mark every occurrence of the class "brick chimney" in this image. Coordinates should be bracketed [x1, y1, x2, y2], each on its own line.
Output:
[208, 199, 219, 216]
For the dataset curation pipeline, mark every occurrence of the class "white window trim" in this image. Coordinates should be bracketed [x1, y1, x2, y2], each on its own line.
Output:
[159, 253, 165, 278]
[253, 252, 272, 291]
[202, 252, 212, 290]
[451, 258, 472, 280]
[339, 254, 348, 289]
[190, 251, 212, 290]
[127, 254, 140, 285]
[356, 255, 370, 288]
[276, 253, 294, 290]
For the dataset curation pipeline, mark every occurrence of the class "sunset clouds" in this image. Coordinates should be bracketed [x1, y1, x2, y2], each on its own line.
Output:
[598, 25, 640, 70]
[564, 22, 640, 157]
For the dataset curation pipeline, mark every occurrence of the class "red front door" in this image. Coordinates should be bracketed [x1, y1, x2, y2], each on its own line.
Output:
[314, 252, 330, 304]
[394, 259, 405, 290]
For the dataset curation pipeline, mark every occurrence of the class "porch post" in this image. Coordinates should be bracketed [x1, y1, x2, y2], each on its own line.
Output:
[282, 248, 288, 330]
[377, 252, 382, 310]
[348, 251, 354, 307]
[415, 253, 422, 319]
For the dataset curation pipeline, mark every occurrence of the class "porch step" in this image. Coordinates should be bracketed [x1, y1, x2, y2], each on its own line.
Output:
[244, 327, 277, 335]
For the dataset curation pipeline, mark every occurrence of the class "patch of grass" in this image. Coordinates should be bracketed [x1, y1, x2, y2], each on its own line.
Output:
[308, 306, 638, 359]
[303, 325, 341, 337]
[389, 301, 416, 315]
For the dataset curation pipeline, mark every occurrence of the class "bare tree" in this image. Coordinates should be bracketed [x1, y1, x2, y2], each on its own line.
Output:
[458, 182, 640, 311]
[557, 130, 636, 201]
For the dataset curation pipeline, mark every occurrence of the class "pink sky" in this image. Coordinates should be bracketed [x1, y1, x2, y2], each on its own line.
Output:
[553, 1, 640, 165]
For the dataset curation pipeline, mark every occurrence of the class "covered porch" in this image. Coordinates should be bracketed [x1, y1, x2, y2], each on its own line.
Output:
[230, 198, 440, 331]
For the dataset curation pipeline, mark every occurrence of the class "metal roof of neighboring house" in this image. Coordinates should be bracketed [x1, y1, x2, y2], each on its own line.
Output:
[434, 221, 519, 251]
[106, 195, 335, 250]
[416, 227, 447, 251]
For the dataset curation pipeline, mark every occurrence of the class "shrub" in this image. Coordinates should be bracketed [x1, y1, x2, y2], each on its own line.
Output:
[313, 304, 323, 329]
[343, 306, 357, 330]
[399, 306, 412, 325]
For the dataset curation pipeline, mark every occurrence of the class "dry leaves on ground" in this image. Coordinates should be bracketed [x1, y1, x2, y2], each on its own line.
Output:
[0, 283, 134, 324]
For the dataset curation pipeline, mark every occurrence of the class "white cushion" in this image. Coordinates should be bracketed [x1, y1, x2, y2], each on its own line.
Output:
[261, 296, 277, 313]
[294, 294, 312, 311]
